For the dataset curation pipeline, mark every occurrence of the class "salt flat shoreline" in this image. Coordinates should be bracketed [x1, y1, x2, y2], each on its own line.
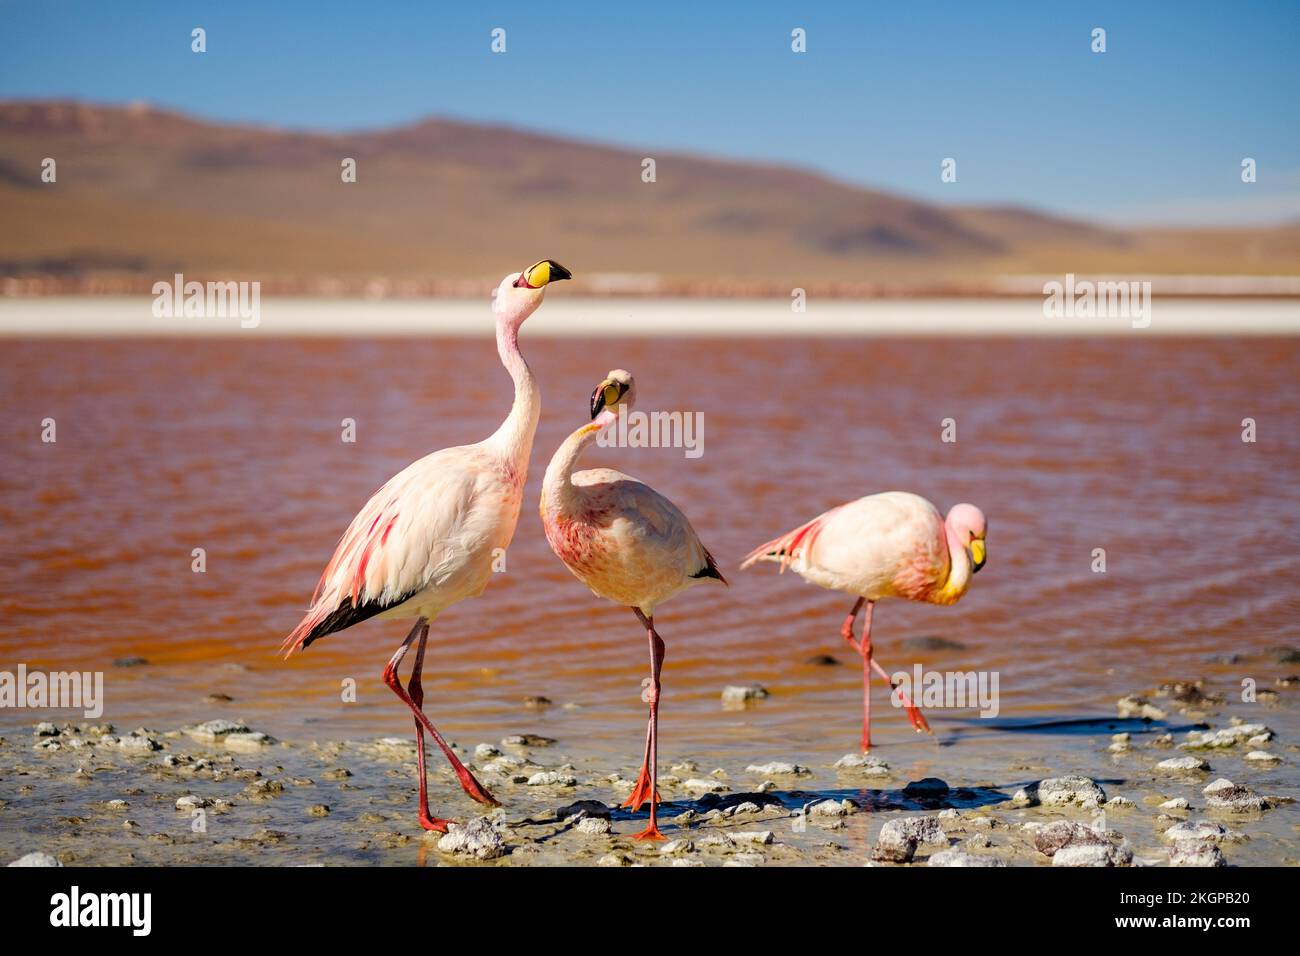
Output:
[2, 297, 1300, 337]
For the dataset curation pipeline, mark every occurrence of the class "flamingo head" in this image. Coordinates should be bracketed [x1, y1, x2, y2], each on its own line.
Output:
[590, 368, 636, 426]
[494, 259, 572, 325]
[947, 503, 987, 573]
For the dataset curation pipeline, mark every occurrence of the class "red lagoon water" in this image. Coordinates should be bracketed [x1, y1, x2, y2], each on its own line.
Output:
[2, 336, 1299, 756]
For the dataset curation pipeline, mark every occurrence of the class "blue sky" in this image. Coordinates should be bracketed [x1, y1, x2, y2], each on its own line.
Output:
[2, 0, 1297, 224]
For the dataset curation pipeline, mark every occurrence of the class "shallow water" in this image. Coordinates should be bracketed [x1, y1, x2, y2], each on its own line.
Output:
[2, 316, 1299, 863]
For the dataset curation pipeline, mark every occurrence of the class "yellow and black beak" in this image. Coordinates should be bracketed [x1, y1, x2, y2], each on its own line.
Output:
[970, 538, 986, 574]
[590, 378, 628, 420]
[515, 259, 573, 289]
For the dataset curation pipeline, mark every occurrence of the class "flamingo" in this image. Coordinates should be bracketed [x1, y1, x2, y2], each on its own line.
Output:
[741, 492, 986, 752]
[540, 370, 726, 840]
[280, 259, 571, 831]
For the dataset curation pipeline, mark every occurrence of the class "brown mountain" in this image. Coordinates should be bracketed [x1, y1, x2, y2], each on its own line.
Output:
[1, 100, 1296, 294]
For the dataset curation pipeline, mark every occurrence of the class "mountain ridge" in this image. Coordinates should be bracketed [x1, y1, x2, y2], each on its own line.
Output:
[2, 99, 1296, 294]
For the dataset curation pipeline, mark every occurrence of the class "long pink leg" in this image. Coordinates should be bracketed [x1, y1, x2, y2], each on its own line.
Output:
[868, 651, 931, 735]
[383, 619, 500, 815]
[628, 608, 666, 840]
[842, 599, 932, 749]
[406, 621, 449, 832]
[840, 598, 873, 750]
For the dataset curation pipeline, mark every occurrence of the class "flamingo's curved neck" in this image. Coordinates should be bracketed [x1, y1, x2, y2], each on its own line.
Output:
[541, 417, 606, 518]
[936, 520, 973, 602]
[485, 317, 540, 472]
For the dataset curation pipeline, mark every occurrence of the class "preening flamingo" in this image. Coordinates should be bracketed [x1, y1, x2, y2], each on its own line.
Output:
[281, 259, 571, 831]
[540, 370, 726, 840]
[741, 492, 986, 751]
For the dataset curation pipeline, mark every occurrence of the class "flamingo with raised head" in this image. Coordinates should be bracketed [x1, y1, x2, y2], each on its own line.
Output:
[540, 370, 725, 840]
[281, 259, 571, 831]
[741, 492, 986, 751]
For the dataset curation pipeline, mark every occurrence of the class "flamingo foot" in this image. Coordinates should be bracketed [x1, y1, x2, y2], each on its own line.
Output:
[631, 821, 666, 841]
[621, 763, 662, 811]
[454, 767, 501, 807]
[906, 703, 933, 735]
[418, 811, 452, 833]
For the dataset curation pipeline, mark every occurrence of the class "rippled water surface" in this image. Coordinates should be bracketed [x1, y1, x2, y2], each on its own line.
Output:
[3, 316, 1299, 776]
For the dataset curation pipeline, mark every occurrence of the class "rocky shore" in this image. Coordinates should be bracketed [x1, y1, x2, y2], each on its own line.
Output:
[2, 678, 1295, 867]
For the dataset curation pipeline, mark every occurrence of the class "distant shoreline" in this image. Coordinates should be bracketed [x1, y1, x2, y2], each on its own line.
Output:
[3, 296, 1299, 337]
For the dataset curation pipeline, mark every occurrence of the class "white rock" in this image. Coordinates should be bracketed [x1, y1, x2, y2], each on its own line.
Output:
[483, 755, 527, 773]
[526, 771, 576, 787]
[1184, 723, 1271, 749]
[682, 777, 728, 794]
[8, 852, 61, 867]
[833, 753, 891, 776]
[118, 735, 161, 754]
[1038, 775, 1107, 806]
[1169, 840, 1226, 867]
[175, 794, 210, 810]
[808, 798, 848, 818]
[1157, 756, 1210, 772]
[1159, 797, 1190, 810]
[473, 743, 501, 759]
[1117, 695, 1166, 720]
[224, 731, 272, 751]
[731, 830, 775, 846]
[745, 761, 810, 776]
[1202, 778, 1266, 812]
[184, 719, 250, 742]
[1162, 820, 1228, 843]
[928, 847, 1004, 867]
[1052, 843, 1132, 867]
[697, 833, 735, 848]
[721, 684, 769, 708]
[659, 839, 694, 855]
[1244, 750, 1281, 764]
[879, 815, 948, 848]
[575, 817, 612, 835]
[437, 817, 506, 859]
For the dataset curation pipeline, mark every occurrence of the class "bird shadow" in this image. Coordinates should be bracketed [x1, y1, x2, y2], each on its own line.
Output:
[937, 714, 1208, 742]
